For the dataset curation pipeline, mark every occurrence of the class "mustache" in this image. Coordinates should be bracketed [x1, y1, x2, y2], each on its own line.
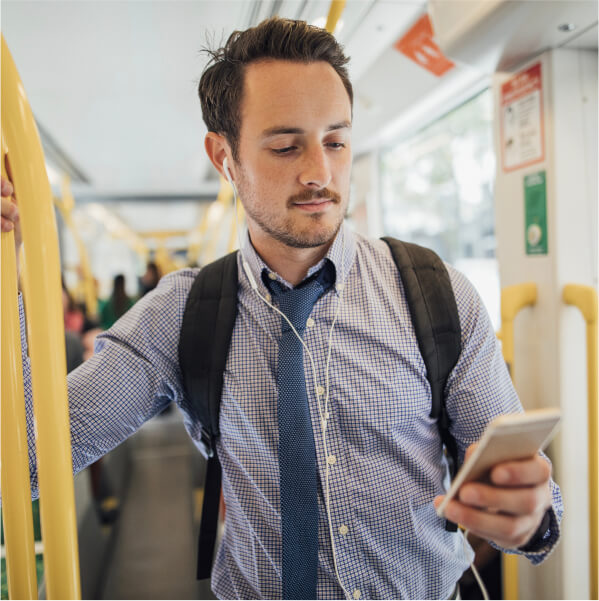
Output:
[287, 188, 341, 206]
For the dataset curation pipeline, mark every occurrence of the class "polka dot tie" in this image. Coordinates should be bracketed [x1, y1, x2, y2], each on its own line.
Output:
[272, 276, 327, 600]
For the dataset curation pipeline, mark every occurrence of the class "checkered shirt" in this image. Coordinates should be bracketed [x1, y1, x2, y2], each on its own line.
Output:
[21, 224, 563, 600]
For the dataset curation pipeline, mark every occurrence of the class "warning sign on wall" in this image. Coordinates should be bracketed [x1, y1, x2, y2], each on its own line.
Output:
[500, 62, 545, 172]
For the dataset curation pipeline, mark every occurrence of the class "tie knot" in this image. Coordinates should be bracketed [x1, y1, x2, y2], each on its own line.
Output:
[276, 280, 324, 332]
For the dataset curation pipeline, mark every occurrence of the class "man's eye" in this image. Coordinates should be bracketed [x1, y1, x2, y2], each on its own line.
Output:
[272, 147, 296, 155]
[327, 142, 346, 149]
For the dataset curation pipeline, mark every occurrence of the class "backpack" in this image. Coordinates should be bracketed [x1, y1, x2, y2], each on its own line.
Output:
[178, 237, 462, 579]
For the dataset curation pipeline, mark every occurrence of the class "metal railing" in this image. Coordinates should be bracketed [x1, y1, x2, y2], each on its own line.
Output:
[499, 282, 538, 600]
[1, 35, 81, 599]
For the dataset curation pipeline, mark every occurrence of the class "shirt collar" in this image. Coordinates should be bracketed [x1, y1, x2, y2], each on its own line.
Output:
[240, 221, 356, 296]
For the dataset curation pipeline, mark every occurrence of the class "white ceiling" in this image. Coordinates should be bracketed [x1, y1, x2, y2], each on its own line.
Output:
[1, 0, 427, 200]
[2, 0, 596, 207]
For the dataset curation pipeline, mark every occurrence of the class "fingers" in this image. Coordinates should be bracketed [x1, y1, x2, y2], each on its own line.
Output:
[1, 197, 19, 232]
[1, 176, 14, 198]
[490, 455, 552, 487]
[434, 455, 553, 549]
[435, 494, 547, 548]
[458, 479, 552, 516]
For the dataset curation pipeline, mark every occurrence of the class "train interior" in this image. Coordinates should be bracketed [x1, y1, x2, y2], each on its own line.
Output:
[1, 0, 597, 599]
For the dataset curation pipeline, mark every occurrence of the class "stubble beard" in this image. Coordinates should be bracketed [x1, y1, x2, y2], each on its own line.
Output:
[239, 184, 347, 249]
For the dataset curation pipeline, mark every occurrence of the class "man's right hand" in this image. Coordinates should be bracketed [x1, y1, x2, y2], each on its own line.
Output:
[1, 175, 22, 252]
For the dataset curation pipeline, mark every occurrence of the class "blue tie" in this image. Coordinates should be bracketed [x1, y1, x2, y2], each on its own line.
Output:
[270, 273, 329, 600]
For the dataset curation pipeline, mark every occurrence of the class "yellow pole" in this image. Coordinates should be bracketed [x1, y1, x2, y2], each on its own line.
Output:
[499, 282, 537, 600]
[325, 0, 346, 33]
[55, 175, 97, 317]
[1, 138, 38, 599]
[563, 284, 598, 599]
[1, 35, 81, 599]
[500, 283, 538, 377]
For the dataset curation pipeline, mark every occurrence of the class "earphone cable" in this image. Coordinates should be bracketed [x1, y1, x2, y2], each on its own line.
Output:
[230, 163, 351, 598]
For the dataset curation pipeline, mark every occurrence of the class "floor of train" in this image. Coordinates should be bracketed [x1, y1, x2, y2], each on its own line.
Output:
[99, 408, 215, 600]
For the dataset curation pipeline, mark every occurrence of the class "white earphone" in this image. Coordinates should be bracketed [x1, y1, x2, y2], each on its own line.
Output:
[223, 156, 259, 291]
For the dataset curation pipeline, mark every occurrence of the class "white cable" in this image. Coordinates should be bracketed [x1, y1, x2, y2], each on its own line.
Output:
[463, 529, 490, 601]
[231, 174, 351, 598]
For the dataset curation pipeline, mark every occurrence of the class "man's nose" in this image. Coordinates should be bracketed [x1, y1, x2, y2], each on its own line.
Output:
[298, 146, 332, 189]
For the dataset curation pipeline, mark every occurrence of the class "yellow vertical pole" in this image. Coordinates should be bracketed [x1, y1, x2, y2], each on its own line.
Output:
[325, 0, 346, 33]
[1, 139, 38, 600]
[500, 282, 537, 600]
[56, 175, 97, 317]
[1, 35, 81, 599]
[563, 284, 598, 599]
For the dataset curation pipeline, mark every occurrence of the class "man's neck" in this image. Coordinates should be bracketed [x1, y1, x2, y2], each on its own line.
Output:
[247, 229, 334, 287]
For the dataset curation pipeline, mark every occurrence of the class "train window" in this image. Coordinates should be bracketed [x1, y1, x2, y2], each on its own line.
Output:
[381, 89, 500, 329]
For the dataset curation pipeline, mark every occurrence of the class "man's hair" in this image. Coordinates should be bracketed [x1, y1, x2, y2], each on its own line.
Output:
[198, 17, 353, 161]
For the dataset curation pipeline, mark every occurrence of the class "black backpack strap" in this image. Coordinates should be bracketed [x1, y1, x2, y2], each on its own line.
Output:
[178, 250, 239, 578]
[381, 237, 461, 531]
[196, 454, 222, 579]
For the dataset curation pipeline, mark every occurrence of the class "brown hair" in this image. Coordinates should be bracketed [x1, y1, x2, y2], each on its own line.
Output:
[198, 17, 353, 161]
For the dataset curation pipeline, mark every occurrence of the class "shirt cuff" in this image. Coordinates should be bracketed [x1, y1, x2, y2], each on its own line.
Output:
[492, 506, 561, 564]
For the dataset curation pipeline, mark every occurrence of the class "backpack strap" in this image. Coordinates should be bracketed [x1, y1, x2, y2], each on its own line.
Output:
[178, 250, 239, 578]
[381, 237, 462, 531]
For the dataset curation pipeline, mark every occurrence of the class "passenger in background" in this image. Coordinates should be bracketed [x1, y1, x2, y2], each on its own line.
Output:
[62, 278, 84, 334]
[61, 277, 85, 372]
[99, 274, 134, 330]
[139, 261, 161, 296]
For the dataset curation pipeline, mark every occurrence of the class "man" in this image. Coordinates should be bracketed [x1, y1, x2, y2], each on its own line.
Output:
[1, 18, 561, 600]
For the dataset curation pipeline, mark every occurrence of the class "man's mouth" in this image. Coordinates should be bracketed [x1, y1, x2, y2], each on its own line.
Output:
[294, 198, 333, 206]
[292, 198, 335, 211]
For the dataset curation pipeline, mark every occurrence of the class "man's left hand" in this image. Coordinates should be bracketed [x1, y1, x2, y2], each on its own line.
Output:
[433, 444, 553, 549]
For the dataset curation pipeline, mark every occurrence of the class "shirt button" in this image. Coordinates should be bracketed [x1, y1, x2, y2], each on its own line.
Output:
[327, 454, 336, 465]
[353, 590, 361, 600]
[264, 293, 271, 303]
[268, 272, 277, 280]
[306, 317, 315, 328]
[316, 385, 325, 396]
[337, 282, 345, 292]
[338, 524, 348, 536]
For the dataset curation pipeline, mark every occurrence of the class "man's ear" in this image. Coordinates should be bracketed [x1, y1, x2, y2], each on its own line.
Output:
[205, 132, 232, 179]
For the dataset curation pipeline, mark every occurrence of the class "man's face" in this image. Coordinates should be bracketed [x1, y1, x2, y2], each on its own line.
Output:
[233, 59, 352, 251]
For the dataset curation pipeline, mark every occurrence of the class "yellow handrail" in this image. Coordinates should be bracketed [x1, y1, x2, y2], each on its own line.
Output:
[1, 137, 38, 599]
[563, 284, 598, 599]
[499, 282, 537, 600]
[54, 175, 97, 318]
[1, 35, 81, 599]
[325, 0, 346, 33]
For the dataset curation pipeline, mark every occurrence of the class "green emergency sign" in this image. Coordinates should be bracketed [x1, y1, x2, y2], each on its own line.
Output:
[524, 171, 548, 255]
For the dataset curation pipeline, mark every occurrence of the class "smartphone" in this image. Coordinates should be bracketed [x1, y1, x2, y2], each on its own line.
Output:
[436, 408, 561, 518]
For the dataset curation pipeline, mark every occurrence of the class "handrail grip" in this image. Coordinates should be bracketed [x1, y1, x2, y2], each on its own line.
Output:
[563, 283, 598, 600]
